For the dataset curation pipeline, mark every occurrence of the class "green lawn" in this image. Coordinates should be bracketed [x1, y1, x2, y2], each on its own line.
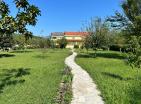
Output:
[0, 49, 70, 104]
[76, 50, 141, 104]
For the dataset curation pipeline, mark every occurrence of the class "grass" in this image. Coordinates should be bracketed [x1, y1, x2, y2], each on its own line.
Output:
[0, 49, 70, 104]
[76, 50, 141, 104]
[54, 66, 73, 104]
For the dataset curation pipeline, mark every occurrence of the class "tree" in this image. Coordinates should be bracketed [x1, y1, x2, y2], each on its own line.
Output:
[107, 0, 141, 78]
[57, 38, 67, 49]
[13, 34, 26, 49]
[84, 17, 111, 53]
[0, 34, 13, 50]
[38, 38, 51, 48]
[84, 34, 93, 52]
[13, 35, 53, 49]
[107, 0, 141, 37]
[0, 0, 41, 50]
[109, 31, 126, 52]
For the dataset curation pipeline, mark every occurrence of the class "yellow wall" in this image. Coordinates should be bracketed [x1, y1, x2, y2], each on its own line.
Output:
[51, 35, 85, 48]
[65, 36, 82, 40]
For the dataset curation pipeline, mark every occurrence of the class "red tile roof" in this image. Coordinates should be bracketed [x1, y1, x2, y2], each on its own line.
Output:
[64, 32, 89, 36]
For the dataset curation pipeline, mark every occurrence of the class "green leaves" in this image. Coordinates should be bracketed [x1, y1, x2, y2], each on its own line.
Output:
[23, 31, 32, 41]
[16, 4, 41, 26]
[27, 5, 41, 17]
[127, 50, 141, 69]
[106, 11, 129, 30]
[0, 16, 16, 34]
[0, 0, 41, 49]
[14, 0, 41, 28]
[26, 5, 41, 26]
[127, 36, 140, 53]
[14, 0, 29, 9]
[107, 0, 141, 36]
[0, 0, 41, 34]
[84, 34, 93, 50]
[57, 38, 68, 48]
[106, 0, 141, 70]
[84, 17, 111, 51]
[122, 0, 141, 70]
[127, 36, 141, 69]
[0, 1, 9, 17]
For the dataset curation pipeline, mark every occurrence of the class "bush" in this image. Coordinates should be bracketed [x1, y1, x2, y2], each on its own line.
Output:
[74, 45, 79, 49]
[101, 46, 109, 50]
[80, 45, 84, 49]
[12, 44, 25, 50]
[110, 45, 119, 51]
[110, 44, 126, 52]
[57, 38, 67, 49]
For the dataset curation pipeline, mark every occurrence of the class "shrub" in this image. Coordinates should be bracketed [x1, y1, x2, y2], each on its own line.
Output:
[110, 44, 127, 52]
[57, 38, 67, 49]
[74, 45, 79, 49]
[101, 46, 109, 50]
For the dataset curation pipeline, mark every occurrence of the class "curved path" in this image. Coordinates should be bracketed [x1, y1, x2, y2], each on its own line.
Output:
[65, 52, 104, 104]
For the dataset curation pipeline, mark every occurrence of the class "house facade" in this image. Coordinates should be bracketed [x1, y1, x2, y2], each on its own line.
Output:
[51, 32, 64, 47]
[51, 32, 89, 48]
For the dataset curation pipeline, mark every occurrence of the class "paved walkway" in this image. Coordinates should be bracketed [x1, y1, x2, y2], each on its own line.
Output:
[65, 52, 104, 104]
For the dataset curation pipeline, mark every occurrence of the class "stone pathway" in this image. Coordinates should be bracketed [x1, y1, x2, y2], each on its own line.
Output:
[65, 52, 104, 104]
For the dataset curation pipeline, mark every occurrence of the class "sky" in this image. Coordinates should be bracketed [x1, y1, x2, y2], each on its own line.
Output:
[7, 0, 123, 36]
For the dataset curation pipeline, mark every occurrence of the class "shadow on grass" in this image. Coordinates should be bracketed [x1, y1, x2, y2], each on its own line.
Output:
[103, 72, 141, 103]
[10, 50, 33, 53]
[128, 82, 141, 104]
[0, 68, 30, 94]
[102, 72, 134, 81]
[0, 54, 15, 58]
[77, 51, 126, 60]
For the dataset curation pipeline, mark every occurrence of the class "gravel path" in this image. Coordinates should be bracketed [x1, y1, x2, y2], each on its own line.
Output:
[65, 52, 104, 104]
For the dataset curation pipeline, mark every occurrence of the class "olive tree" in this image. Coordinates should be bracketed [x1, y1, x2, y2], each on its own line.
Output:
[83, 17, 111, 55]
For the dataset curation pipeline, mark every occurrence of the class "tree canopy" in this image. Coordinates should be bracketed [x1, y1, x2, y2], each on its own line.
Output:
[107, 0, 141, 70]
[0, 0, 41, 49]
[107, 0, 141, 37]
[84, 17, 111, 51]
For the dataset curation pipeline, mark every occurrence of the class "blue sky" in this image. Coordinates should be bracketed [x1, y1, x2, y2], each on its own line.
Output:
[7, 0, 123, 36]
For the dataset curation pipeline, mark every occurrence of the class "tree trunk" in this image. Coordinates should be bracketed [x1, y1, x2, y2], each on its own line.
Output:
[120, 48, 122, 52]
